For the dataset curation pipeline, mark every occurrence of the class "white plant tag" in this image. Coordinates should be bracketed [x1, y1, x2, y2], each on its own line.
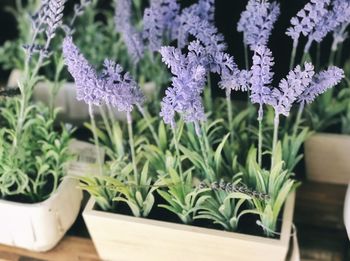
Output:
[67, 139, 104, 177]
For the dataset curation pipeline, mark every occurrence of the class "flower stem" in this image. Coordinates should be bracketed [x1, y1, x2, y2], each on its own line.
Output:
[258, 119, 263, 167]
[289, 40, 298, 70]
[89, 104, 103, 176]
[127, 112, 139, 183]
[226, 89, 234, 144]
[205, 73, 212, 112]
[198, 122, 215, 181]
[292, 102, 305, 138]
[336, 42, 343, 66]
[316, 42, 321, 71]
[172, 126, 183, 181]
[244, 43, 249, 70]
[271, 113, 279, 168]
[137, 104, 160, 147]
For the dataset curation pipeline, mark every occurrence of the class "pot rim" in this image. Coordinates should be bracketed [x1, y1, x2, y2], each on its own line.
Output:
[83, 191, 295, 246]
[0, 177, 77, 208]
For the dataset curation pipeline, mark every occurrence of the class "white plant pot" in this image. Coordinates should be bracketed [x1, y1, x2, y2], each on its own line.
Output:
[344, 183, 350, 240]
[83, 193, 296, 261]
[0, 178, 82, 252]
[304, 133, 350, 184]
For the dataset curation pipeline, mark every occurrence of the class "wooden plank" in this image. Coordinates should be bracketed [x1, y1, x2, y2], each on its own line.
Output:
[0, 236, 100, 261]
[295, 181, 347, 229]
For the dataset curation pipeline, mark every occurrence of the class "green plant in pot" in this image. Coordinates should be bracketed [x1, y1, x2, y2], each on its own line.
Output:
[0, 0, 89, 252]
[61, 2, 346, 260]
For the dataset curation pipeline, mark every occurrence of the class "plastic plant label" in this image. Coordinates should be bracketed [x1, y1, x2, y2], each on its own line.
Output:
[67, 139, 104, 177]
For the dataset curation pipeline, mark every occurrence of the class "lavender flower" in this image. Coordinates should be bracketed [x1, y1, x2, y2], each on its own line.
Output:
[177, 5, 225, 52]
[304, 0, 350, 52]
[286, 0, 330, 46]
[298, 66, 344, 104]
[270, 63, 315, 116]
[143, 0, 180, 52]
[186, 0, 216, 23]
[31, 0, 49, 34]
[160, 45, 207, 132]
[63, 37, 144, 110]
[332, 0, 350, 51]
[100, 59, 144, 112]
[187, 40, 248, 95]
[237, 0, 280, 51]
[114, 0, 144, 64]
[62, 37, 103, 105]
[219, 69, 251, 95]
[45, 0, 66, 40]
[250, 45, 274, 120]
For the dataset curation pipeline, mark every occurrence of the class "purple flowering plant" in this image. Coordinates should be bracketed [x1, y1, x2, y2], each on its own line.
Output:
[60, 0, 347, 238]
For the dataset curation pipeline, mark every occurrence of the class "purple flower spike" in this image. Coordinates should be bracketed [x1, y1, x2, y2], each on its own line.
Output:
[304, 0, 350, 52]
[114, 0, 144, 64]
[186, 40, 249, 95]
[270, 63, 315, 116]
[177, 7, 225, 53]
[63, 37, 144, 111]
[286, 0, 330, 45]
[45, 0, 65, 40]
[160, 45, 207, 131]
[298, 66, 344, 105]
[62, 36, 103, 105]
[237, 0, 280, 51]
[250, 45, 274, 120]
[219, 70, 251, 95]
[143, 0, 180, 52]
[100, 60, 144, 112]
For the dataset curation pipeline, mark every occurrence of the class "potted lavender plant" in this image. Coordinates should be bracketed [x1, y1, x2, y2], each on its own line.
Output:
[284, 0, 349, 184]
[60, 1, 344, 259]
[0, 0, 87, 252]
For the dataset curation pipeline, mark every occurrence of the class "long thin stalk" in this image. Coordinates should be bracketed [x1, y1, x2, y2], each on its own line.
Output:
[205, 72, 212, 112]
[99, 106, 113, 144]
[316, 43, 321, 71]
[127, 112, 138, 183]
[289, 41, 298, 70]
[244, 43, 249, 70]
[258, 119, 263, 167]
[226, 89, 234, 144]
[171, 126, 183, 181]
[137, 104, 160, 146]
[329, 49, 336, 66]
[88, 104, 103, 176]
[335, 42, 343, 66]
[292, 102, 305, 138]
[271, 113, 280, 168]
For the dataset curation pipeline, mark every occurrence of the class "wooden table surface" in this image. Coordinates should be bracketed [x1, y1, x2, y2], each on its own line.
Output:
[0, 181, 349, 261]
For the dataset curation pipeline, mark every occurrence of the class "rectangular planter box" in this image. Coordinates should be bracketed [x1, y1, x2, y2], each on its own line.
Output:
[83, 192, 295, 261]
[0, 178, 82, 252]
[305, 133, 350, 184]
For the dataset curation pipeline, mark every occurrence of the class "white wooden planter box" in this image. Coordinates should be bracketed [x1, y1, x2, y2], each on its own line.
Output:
[305, 133, 350, 184]
[83, 192, 295, 261]
[0, 178, 82, 252]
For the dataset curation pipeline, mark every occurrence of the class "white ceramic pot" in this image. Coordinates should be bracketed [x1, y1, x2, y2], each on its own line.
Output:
[0, 178, 82, 252]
